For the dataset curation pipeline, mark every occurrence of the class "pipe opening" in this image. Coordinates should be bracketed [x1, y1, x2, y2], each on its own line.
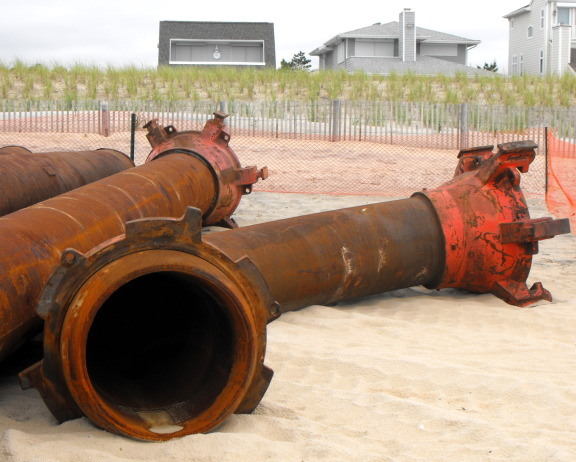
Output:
[85, 271, 234, 422]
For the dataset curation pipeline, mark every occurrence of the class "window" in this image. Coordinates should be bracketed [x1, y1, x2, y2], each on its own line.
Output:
[511, 17, 514, 29]
[230, 44, 262, 63]
[519, 54, 524, 75]
[541, 10, 545, 29]
[337, 42, 345, 63]
[528, 25, 533, 37]
[169, 39, 265, 65]
[355, 39, 394, 57]
[512, 55, 518, 74]
[540, 50, 544, 74]
[557, 8, 570, 25]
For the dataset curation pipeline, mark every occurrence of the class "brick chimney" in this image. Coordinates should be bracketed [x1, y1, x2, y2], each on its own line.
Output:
[399, 8, 416, 62]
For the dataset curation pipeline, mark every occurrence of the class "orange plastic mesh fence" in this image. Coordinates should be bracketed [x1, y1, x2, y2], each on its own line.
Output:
[0, 128, 548, 198]
[546, 130, 576, 232]
[0, 102, 549, 198]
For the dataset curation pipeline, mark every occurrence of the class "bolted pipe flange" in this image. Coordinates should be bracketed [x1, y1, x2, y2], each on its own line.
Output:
[20, 207, 277, 441]
[144, 115, 267, 227]
[418, 140, 570, 306]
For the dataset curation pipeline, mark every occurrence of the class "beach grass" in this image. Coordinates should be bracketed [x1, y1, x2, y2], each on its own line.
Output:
[1, 61, 576, 106]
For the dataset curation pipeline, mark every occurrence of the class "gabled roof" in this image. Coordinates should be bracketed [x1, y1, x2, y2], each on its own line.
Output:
[502, 5, 530, 19]
[503, 0, 576, 19]
[310, 21, 480, 55]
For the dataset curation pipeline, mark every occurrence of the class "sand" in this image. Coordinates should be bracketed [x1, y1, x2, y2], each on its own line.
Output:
[0, 191, 575, 462]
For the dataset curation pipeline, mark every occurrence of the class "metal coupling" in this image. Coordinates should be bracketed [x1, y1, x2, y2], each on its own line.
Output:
[420, 140, 570, 306]
[20, 208, 276, 441]
[144, 113, 267, 227]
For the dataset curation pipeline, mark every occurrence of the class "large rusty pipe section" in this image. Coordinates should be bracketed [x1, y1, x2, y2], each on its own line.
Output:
[0, 146, 134, 216]
[20, 141, 569, 441]
[0, 114, 265, 363]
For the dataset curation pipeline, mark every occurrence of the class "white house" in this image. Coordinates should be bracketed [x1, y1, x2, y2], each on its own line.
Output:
[504, 0, 576, 75]
[310, 9, 486, 75]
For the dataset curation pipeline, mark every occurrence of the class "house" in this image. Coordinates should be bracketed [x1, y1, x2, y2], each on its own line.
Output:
[158, 21, 276, 68]
[309, 9, 484, 75]
[504, 0, 576, 75]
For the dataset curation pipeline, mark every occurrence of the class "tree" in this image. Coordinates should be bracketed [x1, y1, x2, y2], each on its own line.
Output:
[477, 60, 498, 72]
[280, 51, 312, 71]
[280, 58, 292, 70]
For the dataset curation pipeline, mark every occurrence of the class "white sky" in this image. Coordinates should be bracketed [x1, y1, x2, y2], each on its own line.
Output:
[0, 0, 524, 73]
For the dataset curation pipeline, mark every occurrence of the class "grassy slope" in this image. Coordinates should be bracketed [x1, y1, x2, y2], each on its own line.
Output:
[2, 61, 576, 106]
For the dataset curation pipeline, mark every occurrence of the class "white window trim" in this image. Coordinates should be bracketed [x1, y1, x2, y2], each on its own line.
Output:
[170, 61, 266, 66]
[555, 6, 573, 25]
[168, 39, 266, 65]
[540, 50, 544, 74]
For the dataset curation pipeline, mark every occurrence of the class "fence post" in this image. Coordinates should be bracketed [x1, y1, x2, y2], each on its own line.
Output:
[459, 103, 468, 150]
[130, 113, 137, 163]
[99, 100, 110, 137]
[331, 99, 341, 142]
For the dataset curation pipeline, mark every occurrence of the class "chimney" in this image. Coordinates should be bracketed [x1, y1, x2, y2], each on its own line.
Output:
[399, 8, 416, 62]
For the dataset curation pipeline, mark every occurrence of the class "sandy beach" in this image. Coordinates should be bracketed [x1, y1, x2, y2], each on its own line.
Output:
[0, 190, 574, 462]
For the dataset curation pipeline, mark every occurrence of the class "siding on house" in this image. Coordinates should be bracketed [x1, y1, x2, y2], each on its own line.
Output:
[399, 9, 416, 62]
[505, 0, 576, 75]
[551, 25, 572, 73]
[158, 21, 276, 68]
[507, 0, 548, 75]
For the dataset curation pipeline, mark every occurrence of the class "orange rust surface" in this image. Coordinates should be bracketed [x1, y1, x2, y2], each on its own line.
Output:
[0, 147, 134, 216]
[0, 154, 215, 363]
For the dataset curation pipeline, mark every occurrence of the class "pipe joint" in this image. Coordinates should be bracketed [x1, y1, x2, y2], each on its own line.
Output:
[420, 140, 570, 306]
[20, 207, 277, 441]
[144, 117, 267, 227]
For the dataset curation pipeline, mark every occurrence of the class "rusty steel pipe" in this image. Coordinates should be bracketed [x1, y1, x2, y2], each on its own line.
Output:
[0, 146, 134, 216]
[0, 115, 265, 364]
[20, 141, 569, 441]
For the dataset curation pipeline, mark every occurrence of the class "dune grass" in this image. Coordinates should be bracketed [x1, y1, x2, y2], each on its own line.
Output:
[1, 60, 576, 107]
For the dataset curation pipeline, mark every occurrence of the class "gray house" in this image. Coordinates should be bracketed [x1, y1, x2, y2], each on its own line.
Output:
[158, 21, 276, 68]
[504, 0, 576, 75]
[310, 9, 484, 75]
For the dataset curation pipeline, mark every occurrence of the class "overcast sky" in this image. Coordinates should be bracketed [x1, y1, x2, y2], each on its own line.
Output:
[0, 0, 524, 73]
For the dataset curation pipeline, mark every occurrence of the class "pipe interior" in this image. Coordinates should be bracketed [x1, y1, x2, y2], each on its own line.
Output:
[86, 272, 234, 421]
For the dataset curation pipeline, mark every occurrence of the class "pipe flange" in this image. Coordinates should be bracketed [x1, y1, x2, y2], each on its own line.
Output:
[20, 207, 277, 441]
